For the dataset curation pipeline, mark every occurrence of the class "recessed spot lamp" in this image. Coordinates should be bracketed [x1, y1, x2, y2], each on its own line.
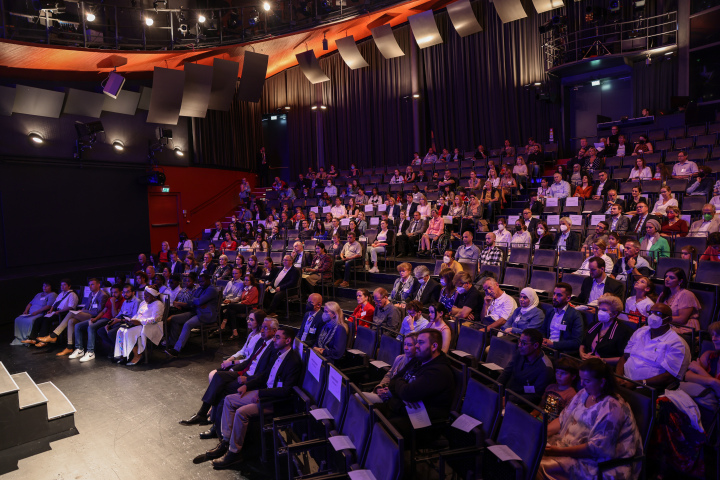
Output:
[311, 106, 318, 110]
[412, 94, 420, 98]
[263, 2, 271, 11]
[284, 106, 291, 110]
[112, 140, 125, 151]
[28, 132, 43, 144]
[86, 12, 95, 21]
[145, 17, 154, 26]
[198, 14, 206, 23]
[174, 147, 184, 156]
[320, 105, 327, 110]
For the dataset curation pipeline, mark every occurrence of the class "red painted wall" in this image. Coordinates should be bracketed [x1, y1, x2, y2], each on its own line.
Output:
[147, 166, 257, 252]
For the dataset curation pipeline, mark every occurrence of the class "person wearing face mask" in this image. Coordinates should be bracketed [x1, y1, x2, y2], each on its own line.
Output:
[631, 135, 653, 156]
[296, 293, 325, 347]
[412, 265, 440, 304]
[440, 250, 463, 275]
[534, 221, 555, 250]
[503, 287, 544, 335]
[639, 219, 670, 264]
[616, 303, 690, 390]
[510, 218, 532, 248]
[479, 233, 503, 266]
[660, 206, 688, 238]
[492, 217, 512, 247]
[541, 283, 584, 355]
[323, 180, 337, 198]
[689, 203, 720, 237]
[437, 269, 458, 311]
[553, 217, 581, 252]
[312, 302, 349, 364]
[579, 294, 632, 365]
[450, 272, 482, 321]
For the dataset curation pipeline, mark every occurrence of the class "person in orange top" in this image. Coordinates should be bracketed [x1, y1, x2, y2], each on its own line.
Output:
[220, 233, 237, 253]
[573, 173, 593, 199]
[349, 288, 375, 328]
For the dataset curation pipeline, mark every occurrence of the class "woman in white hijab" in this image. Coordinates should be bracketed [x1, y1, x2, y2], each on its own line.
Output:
[503, 287, 545, 335]
[114, 287, 165, 365]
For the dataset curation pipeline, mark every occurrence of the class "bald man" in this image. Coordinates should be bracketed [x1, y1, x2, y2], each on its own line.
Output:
[297, 293, 324, 346]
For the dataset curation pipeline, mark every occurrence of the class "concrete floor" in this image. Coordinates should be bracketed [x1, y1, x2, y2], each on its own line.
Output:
[0, 328, 275, 480]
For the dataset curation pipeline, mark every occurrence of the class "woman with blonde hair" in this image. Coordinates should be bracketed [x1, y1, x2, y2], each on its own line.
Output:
[312, 301, 348, 364]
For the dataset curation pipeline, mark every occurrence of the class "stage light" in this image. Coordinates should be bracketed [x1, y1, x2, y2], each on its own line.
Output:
[592, 80, 601, 86]
[608, 1, 621, 13]
[28, 132, 44, 144]
[248, 9, 260, 26]
[413, 94, 420, 98]
[112, 140, 125, 151]
[198, 14, 206, 23]
[263, 2, 271, 11]
[86, 12, 95, 21]
[145, 17, 153, 26]
[322, 33, 328, 51]
[284, 106, 291, 110]
[174, 147, 184, 156]
[320, 105, 327, 110]
[311, 105, 318, 110]
[227, 10, 239, 28]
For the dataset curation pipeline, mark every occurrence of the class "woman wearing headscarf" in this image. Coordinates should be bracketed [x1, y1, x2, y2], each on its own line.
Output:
[113, 287, 165, 365]
[502, 288, 544, 335]
[639, 219, 670, 265]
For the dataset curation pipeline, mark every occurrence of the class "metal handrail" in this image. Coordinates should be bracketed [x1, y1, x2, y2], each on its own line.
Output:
[541, 11, 678, 71]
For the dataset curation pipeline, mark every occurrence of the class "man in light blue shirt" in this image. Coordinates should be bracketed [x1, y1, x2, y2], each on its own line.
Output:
[549, 172, 571, 199]
[456, 231, 481, 264]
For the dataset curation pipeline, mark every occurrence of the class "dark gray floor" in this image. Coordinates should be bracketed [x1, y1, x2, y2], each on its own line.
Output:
[0, 329, 266, 480]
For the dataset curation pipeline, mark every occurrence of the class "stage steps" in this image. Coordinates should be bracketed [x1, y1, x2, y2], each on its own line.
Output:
[0, 362, 77, 465]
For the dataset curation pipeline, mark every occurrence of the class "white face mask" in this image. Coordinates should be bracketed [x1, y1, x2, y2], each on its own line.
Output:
[537, 228, 545, 235]
[560, 224, 568, 232]
[497, 224, 505, 231]
[443, 255, 451, 264]
[647, 313, 664, 329]
[597, 310, 612, 323]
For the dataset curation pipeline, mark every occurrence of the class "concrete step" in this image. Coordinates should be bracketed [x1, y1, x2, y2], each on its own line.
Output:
[11, 373, 47, 410]
[0, 362, 18, 397]
[37, 382, 76, 421]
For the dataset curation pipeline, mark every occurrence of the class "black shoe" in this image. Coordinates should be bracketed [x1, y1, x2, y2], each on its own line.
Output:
[164, 348, 179, 358]
[179, 414, 210, 426]
[212, 450, 244, 469]
[206, 441, 229, 459]
[200, 427, 217, 439]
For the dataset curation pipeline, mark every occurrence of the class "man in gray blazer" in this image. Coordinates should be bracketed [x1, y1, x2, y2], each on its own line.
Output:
[166, 273, 219, 357]
[607, 204, 630, 236]
[689, 204, 720, 237]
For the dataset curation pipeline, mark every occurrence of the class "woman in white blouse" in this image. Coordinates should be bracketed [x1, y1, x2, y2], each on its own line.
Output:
[208, 312, 263, 381]
[366, 220, 392, 273]
[629, 157, 653, 181]
[369, 187, 383, 205]
[416, 195, 431, 219]
[651, 186, 678, 216]
[389, 169, 405, 184]
[511, 218, 532, 248]
[486, 168, 501, 188]
[493, 217, 513, 247]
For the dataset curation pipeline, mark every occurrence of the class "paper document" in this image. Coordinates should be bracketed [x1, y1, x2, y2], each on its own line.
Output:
[359, 392, 384, 404]
[451, 414, 483, 433]
[329, 435, 356, 451]
[328, 367, 343, 401]
[451, 350, 471, 357]
[309, 408, 334, 421]
[69, 310, 82, 315]
[406, 402, 432, 429]
[348, 470, 378, 480]
[488, 444, 522, 462]
[308, 350, 322, 381]
[370, 360, 390, 369]
[482, 362, 504, 371]
[347, 349, 364, 355]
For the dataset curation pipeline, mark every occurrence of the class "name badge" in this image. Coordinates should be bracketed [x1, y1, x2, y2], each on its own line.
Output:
[559, 324, 567, 331]
[309, 328, 316, 334]
[524, 385, 535, 394]
[360, 311, 366, 317]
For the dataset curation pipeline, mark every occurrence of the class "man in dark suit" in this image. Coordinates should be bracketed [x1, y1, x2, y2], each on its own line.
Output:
[289, 241, 312, 269]
[297, 293, 324, 346]
[178, 313, 276, 439]
[523, 209, 541, 238]
[265, 255, 300, 316]
[541, 283, 584, 355]
[210, 221, 227, 243]
[396, 211, 427, 257]
[591, 171, 618, 201]
[328, 218, 346, 240]
[403, 193, 418, 219]
[413, 265, 440, 304]
[577, 257, 625, 308]
[168, 251, 184, 275]
[209, 326, 303, 469]
[602, 190, 626, 215]
[628, 201, 660, 236]
[166, 273, 219, 357]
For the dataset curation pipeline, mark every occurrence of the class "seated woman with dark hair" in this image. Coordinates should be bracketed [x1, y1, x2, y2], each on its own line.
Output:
[539, 358, 643, 480]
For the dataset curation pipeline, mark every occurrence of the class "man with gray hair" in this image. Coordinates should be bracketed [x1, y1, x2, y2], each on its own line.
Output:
[479, 277, 517, 329]
[413, 265, 440, 304]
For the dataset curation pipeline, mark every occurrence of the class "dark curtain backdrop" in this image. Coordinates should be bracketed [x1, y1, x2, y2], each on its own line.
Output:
[632, 56, 678, 116]
[420, 4, 562, 153]
[193, 84, 263, 169]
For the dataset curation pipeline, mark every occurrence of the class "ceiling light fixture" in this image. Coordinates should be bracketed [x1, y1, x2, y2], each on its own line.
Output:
[28, 132, 44, 144]
[198, 14, 206, 23]
[112, 140, 125, 151]
[145, 16, 154, 26]
[174, 147, 184, 156]
[263, 2, 271, 11]
[86, 12, 95, 21]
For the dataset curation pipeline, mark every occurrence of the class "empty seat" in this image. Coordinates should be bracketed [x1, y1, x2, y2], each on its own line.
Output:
[696, 134, 717, 148]
[528, 270, 557, 293]
[655, 139, 673, 151]
[485, 335, 518, 369]
[582, 199, 603, 213]
[674, 236, 707, 255]
[688, 148, 708, 162]
[451, 326, 486, 367]
[501, 266, 527, 290]
[682, 196, 707, 212]
[696, 261, 720, 285]
[674, 137, 694, 150]
[654, 257, 691, 281]
[562, 273, 589, 299]
[508, 247, 531, 265]
[532, 249, 557, 268]
[648, 129, 666, 142]
[688, 125, 707, 137]
[668, 126, 686, 138]
[558, 251, 584, 271]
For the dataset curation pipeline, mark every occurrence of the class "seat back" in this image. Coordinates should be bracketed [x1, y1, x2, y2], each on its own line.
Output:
[485, 336, 518, 368]
[361, 411, 404, 480]
[433, 260, 444, 276]
[674, 236, 707, 254]
[479, 264, 503, 282]
[528, 270, 557, 293]
[617, 385, 656, 452]
[455, 326, 486, 361]
[507, 247, 531, 265]
[501, 266, 527, 289]
[450, 360, 468, 412]
[302, 350, 328, 406]
[464, 369, 503, 440]
[691, 288, 717, 331]
[682, 196, 706, 212]
[494, 393, 547, 480]
[696, 261, 720, 285]
[654, 257, 691, 280]
[353, 326, 378, 356]
[271, 239, 286, 251]
[321, 364, 350, 426]
[562, 273, 588, 300]
[557, 251, 584, 270]
[532, 249, 557, 268]
[346, 319, 357, 348]
[376, 335, 404, 365]
[341, 384, 374, 460]
[583, 199, 603, 212]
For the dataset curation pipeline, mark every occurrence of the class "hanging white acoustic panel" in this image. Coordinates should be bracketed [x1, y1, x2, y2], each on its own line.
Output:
[63, 88, 106, 118]
[336, 36, 369, 69]
[102, 89, 141, 115]
[13, 86, 65, 118]
[446, 0, 483, 37]
[179, 63, 214, 118]
[296, 50, 330, 84]
[492, 0, 527, 23]
[208, 58, 240, 111]
[237, 51, 269, 103]
[408, 10, 443, 48]
[371, 24, 405, 59]
[531, 0, 564, 14]
[146, 67, 185, 125]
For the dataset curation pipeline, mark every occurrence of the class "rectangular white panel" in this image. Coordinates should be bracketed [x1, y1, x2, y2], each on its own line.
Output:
[147, 67, 185, 125]
[336, 36, 369, 69]
[102, 89, 140, 115]
[446, 0, 483, 37]
[179, 63, 213, 118]
[408, 10, 443, 49]
[63, 88, 105, 118]
[371, 24, 405, 59]
[296, 50, 330, 84]
[531, 0, 564, 14]
[13, 85, 65, 118]
[492, 0, 527, 23]
[208, 58, 240, 111]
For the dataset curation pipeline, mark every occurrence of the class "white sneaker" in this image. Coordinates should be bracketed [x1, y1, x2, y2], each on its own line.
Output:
[79, 351, 95, 363]
[369, 266, 380, 273]
[68, 349, 84, 359]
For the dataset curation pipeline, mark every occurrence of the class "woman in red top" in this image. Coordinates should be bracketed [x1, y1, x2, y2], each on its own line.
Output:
[349, 288, 375, 327]
[239, 274, 260, 306]
[220, 232, 237, 253]
[700, 233, 720, 262]
[157, 241, 170, 265]
[660, 206, 689, 238]
[573, 174, 593, 199]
